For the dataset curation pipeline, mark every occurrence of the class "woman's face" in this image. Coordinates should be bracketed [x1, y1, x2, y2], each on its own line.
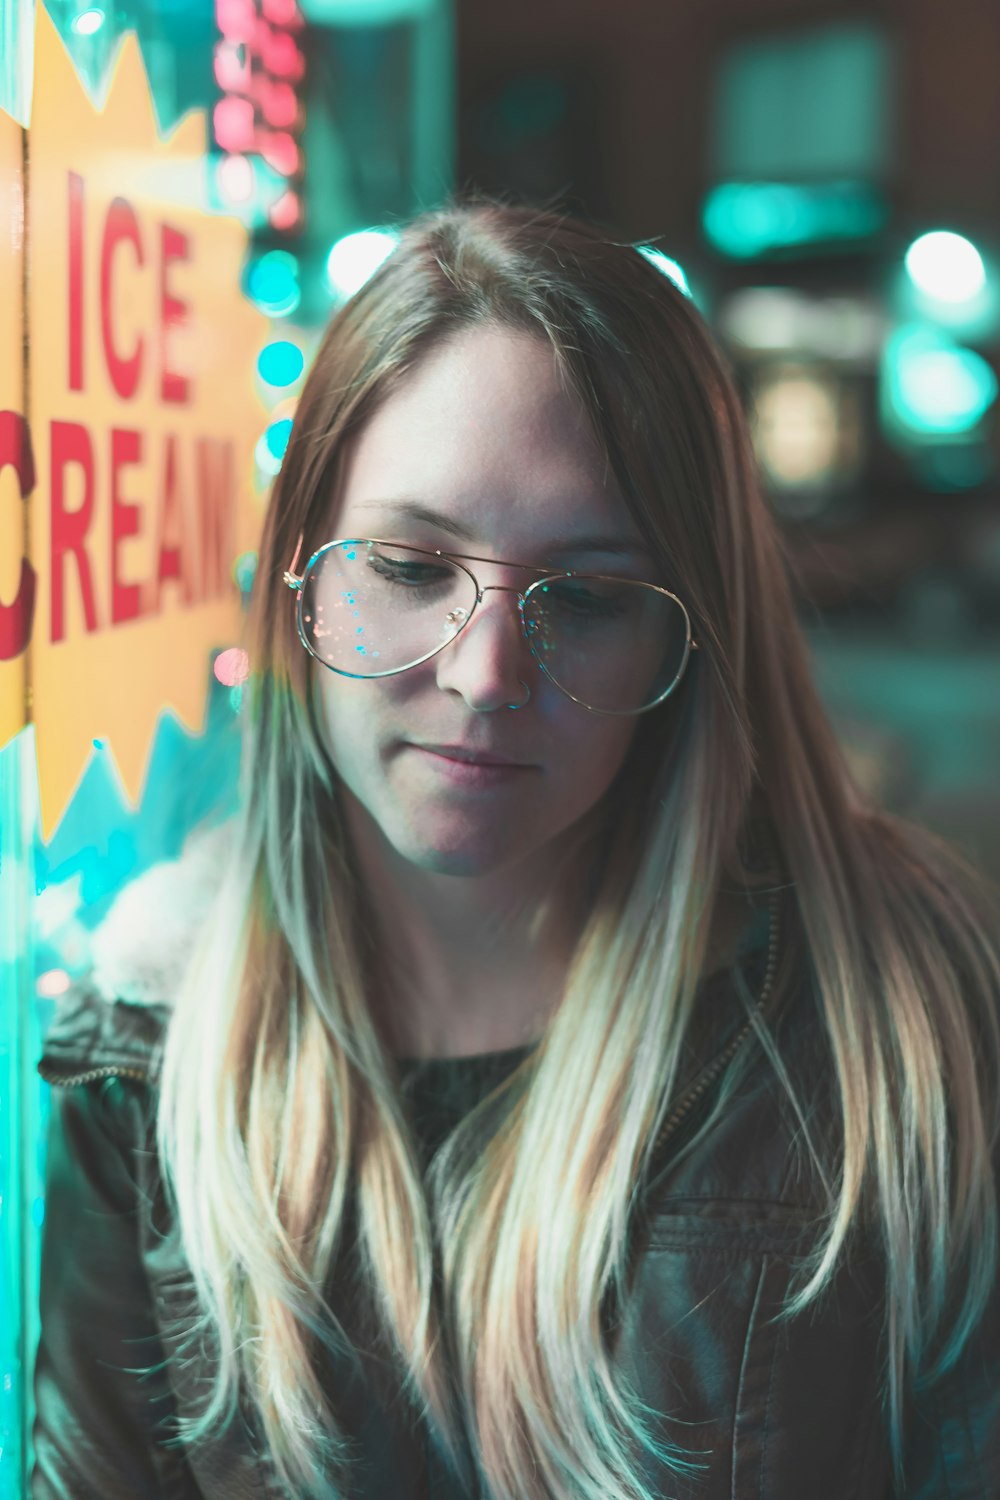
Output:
[310, 324, 659, 879]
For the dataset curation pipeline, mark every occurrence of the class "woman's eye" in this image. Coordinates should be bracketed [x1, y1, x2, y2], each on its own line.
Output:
[367, 556, 446, 586]
[545, 585, 625, 618]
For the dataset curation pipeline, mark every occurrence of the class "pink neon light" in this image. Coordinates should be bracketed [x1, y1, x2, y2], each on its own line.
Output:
[260, 78, 298, 129]
[263, 28, 304, 81]
[269, 189, 302, 231]
[214, 95, 256, 154]
[262, 0, 301, 25]
[216, 0, 255, 43]
[258, 129, 300, 177]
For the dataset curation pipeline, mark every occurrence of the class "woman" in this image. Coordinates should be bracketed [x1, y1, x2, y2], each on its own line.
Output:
[34, 200, 1000, 1499]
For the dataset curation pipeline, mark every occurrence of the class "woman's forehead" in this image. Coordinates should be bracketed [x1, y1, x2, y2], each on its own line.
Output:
[329, 327, 649, 552]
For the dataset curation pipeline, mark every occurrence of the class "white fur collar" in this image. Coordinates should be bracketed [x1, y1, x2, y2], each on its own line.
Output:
[89, 818, 237, 1008]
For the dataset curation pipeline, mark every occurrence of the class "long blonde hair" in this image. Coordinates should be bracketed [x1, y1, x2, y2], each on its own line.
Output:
[156, 200, 1000, 1499]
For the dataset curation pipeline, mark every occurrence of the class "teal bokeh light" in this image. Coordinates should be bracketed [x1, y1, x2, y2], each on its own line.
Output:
[326, 228, 399, 301]
[703, 180, 886, 259]
[883, 325, 998, 437]
[905, 231, 986, 305]
[264, 418, 294, 461]
[246, 252, 301, 318]
[233, 551, 258, 593]
[636, 246, 692, 297]
[256, 341, 305, 387]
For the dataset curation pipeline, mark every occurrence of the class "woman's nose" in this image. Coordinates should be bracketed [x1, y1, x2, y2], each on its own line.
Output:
[433, 585, 534, 711]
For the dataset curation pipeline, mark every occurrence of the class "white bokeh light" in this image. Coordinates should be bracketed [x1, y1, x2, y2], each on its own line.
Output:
[326, 229, 399, 301]
[905, 231, 986, 305]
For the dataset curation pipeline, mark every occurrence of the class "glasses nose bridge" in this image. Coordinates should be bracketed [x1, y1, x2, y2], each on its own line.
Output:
[475, 580, 527, 605]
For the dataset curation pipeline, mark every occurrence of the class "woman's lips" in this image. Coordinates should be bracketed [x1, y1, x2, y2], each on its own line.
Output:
[408, 745, 536, 787]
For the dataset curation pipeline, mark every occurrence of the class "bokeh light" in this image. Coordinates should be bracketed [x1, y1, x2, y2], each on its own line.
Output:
[637, 245, 691, 297]
[71, 8, 105, 35]
[703, 180, 886, 259]
[232, 551, 258, 592]
[246, 250, 301, 317]
[264, 417, 293, 459]
[36, 968, 72, 999]
[884, 325, 998, 436]
[257, 340, 304, 387]
[213, 647, 250, 687]
[904, 230, 987, 305]
[326, 228, 399, 300]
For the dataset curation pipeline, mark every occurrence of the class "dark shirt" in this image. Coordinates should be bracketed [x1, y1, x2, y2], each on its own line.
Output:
[398, 1042, 535, 1164]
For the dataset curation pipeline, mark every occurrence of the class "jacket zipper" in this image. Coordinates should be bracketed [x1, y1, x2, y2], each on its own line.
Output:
[650, 885, 781, 1158]
[38, 1061, 151, 1087]
[650, 1015, 755, 1153]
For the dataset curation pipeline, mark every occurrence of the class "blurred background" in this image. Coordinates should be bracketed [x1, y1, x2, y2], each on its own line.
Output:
[457, 0, 1000, 886]
[2, 0, 999, 1491]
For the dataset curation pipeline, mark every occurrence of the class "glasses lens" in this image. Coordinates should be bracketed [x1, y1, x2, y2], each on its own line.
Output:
[524, 576, 691, 713]
[299, 541, 477, 675]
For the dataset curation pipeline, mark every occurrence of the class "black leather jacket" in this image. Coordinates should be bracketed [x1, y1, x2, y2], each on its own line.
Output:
[32, 945, 999, 1499]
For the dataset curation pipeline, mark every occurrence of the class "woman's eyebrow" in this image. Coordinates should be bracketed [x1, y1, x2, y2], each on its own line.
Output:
[354, 499, 651, 560]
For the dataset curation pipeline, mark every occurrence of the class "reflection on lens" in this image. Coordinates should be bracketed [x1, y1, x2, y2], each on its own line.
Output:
[524, 576, 689, 713]
[299, 544, 691, 711]
[300, 541, 476, 674]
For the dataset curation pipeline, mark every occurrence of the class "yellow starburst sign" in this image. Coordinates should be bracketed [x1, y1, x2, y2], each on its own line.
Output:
[10, 7, 270, 840]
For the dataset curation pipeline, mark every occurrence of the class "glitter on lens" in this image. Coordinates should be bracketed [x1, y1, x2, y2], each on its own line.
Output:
[214, 647, 250, 686]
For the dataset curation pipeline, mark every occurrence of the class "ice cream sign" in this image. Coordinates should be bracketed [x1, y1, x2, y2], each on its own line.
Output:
[0, 7, 269, 839]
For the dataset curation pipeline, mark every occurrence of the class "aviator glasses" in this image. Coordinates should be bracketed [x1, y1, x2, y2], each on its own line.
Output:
[283, 536, 700, 716]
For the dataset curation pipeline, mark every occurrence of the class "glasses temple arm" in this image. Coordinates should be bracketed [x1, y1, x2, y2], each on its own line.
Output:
[283, 532, 306, 591]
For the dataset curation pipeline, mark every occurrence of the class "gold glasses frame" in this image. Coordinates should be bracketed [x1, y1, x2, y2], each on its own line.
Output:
[282, 533, 701, 716]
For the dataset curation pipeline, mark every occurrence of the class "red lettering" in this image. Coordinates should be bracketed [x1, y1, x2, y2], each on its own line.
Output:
[154, 433, 196, 608]
[196, 437, 234, 600]
[68, 172, 85, 391]
[160, 225, 191, 404]
[110, 427, 144, 625]
[100, 198, 145, 399]
[0, 411, 37, 662]
[50, 421, 98, 642]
